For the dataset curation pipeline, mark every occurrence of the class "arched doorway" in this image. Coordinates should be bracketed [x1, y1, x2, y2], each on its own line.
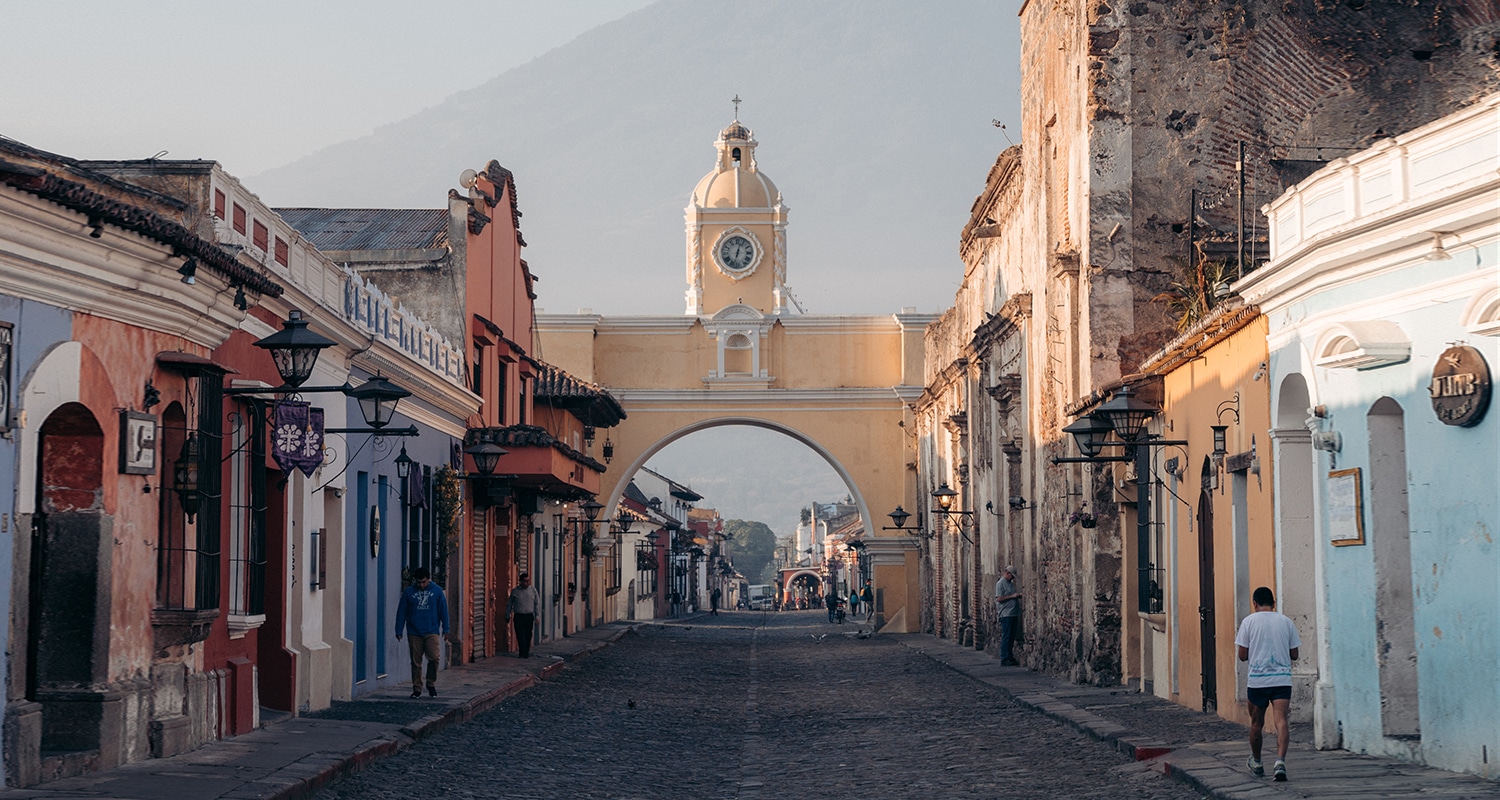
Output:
[1271, 372, 1322, 734]
[1369, 396, 1419, 741]
[28, 402, 112, 753]
[1196, 455, 1217, 713]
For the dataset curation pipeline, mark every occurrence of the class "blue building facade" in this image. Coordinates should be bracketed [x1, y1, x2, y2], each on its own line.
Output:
[1243, 95, 1500, 776]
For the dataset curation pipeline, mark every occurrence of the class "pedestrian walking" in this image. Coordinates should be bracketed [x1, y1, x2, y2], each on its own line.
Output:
[995, 565, 1022, 666]
[506, 573, 542, 658]
[824, 592, 840, 623]
[849, 587, 861, 618]
[860, 581, 874, 622]
[394, 567, 449, 698]
[1235, 586, 1301, 782]
[710, 587, 722, 615]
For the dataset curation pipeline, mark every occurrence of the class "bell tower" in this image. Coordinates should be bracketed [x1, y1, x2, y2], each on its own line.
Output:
[685, 106, 788, 316]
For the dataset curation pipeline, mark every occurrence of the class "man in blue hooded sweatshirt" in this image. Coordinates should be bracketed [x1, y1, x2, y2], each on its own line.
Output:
[395, 567, 449, 698]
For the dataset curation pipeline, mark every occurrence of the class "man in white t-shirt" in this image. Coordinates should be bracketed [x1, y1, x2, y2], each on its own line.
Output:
[1234, 586, 1301, 782]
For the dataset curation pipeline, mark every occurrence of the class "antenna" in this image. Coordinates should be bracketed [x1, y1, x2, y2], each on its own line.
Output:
[732, 94, 742, 120]
[458, 169, 478, 189]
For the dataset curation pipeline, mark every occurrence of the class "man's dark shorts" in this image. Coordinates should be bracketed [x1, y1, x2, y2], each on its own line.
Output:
[1247, 685, 1292, 708]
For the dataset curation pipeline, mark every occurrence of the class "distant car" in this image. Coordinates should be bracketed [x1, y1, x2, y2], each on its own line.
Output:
[747, 584, 773, 610]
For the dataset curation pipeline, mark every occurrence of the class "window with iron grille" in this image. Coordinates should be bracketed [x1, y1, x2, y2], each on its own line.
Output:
[154, 369, 224, 612]
[610, 535, 623, 594]
[226, 399, 267, 617]
[405, 464, 434, 577]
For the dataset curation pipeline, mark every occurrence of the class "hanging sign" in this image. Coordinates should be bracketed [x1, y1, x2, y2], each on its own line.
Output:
[272, 401, 326, 476]
[1428, 345, 1491, 428]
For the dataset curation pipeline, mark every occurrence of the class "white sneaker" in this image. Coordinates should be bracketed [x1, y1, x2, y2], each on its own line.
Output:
[1273, 760, 1287, 781]
[1247, 756, 1264, 776]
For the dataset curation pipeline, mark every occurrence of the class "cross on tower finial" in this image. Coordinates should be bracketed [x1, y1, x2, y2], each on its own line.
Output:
[732, 94, 741, 120]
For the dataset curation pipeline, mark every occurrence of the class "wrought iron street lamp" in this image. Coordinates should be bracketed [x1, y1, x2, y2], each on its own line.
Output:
[882, 504, 932, 541]
[581, 498, 604, 523]
[173, 433, 202, 522]
[347, 373, 410, 430]
[394, 445, 413, 480]
[464, 441, 507, 476]
[255, 310, 335, 389]
[228, 312, 418, 437]
[1054, 383, 1186, 614]
[930, 483, 976, 540]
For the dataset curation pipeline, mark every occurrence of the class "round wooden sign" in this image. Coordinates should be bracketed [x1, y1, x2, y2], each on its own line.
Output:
[1429, 345, 1491, 427]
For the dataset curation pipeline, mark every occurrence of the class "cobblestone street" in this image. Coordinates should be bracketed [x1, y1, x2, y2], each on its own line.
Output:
[312, 611, 1206, 799]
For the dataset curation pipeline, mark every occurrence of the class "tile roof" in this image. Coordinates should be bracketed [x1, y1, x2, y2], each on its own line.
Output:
[464, 424, 606, 473]
[0, 153, 283, 297]
[274, 208, 449, 252]
[533, 361, 626, 426]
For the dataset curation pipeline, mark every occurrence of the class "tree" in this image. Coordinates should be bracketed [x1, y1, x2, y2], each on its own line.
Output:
[723, 519, 779, 583]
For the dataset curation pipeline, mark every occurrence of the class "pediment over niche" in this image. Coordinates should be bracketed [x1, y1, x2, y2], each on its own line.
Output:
[1462, 286, 1500, 337]
[1313, 320, 1410, 370]
[710, 303, 765, 322]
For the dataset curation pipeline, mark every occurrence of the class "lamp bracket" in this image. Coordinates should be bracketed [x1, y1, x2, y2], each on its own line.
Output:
[224, 382, 354, 397]
[1216, 390, 1241, 425]
[324, 425, 420, 437]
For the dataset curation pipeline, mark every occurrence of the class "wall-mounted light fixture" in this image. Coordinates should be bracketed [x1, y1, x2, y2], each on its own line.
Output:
[882, 504, 932, 541]
[462, 440, 511, 508]
[1053, 383, 1186, 614]
[173, 432, 202, 522]
[394, 445, 413, 480]
[929, 482, 976, 541]
[225, 311, 418, 436]
[1426, 231, 1454, 261]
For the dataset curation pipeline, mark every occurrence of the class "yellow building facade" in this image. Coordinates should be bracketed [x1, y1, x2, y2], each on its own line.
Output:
[1136, 303, 1276, 724]
[536, 119, 932, 631]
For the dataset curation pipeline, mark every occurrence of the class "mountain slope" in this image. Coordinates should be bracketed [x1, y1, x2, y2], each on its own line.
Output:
[251, 0, 1021, 316]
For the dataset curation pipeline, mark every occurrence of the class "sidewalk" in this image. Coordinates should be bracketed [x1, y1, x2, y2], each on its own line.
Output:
[0, 623, 638, 800]
[895, 634, 1500, 799]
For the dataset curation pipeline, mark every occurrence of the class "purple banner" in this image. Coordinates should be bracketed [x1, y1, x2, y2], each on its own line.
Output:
[272, 401, 325, 477]
[405, 465, 428, 508]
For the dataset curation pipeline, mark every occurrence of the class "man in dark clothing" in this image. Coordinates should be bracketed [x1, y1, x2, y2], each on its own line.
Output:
[395, 567, 449, 697]
[710, 587, 722, 615]
[506, 573, 541, 658]
[995, 565, 1022, 666]
[825, 592, 840, 623]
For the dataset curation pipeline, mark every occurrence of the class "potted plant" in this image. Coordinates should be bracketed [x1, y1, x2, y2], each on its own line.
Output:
[1069, 503, 1098, 529]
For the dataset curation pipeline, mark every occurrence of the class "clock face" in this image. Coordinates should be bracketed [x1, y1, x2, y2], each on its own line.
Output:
[717, 234, 756, 272]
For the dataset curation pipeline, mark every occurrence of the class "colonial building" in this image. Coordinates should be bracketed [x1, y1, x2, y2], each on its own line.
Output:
[921, 0, 1500, 694]
[0, 143, 288, 784]
[282, 162, 623, 664]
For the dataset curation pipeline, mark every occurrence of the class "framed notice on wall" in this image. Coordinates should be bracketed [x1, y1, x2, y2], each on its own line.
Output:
[1328, 467, 1365, 546]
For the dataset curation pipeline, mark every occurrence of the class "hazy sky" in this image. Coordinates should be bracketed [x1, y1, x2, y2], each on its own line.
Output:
[0, 0, 652, 174]
[3, 0, 1013, 540]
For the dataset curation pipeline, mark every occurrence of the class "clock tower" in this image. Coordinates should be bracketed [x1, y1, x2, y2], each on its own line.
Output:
[685, 115, 788, 316]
